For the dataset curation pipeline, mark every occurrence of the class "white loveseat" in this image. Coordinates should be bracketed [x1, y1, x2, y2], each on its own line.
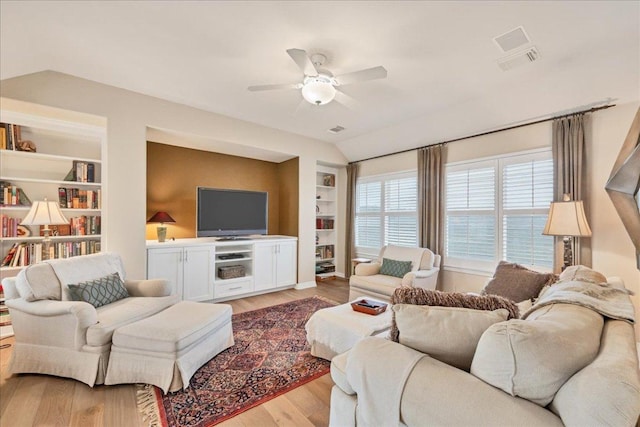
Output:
[331, 276, 640, 426]
[2, 252, 179, 387]
[349, 245, 441, 302]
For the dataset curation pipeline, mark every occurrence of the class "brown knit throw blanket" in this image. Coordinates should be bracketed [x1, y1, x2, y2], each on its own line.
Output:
[389, 287, 519, 342]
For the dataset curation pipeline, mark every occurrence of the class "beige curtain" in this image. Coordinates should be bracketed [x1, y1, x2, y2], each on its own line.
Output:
[418, 145, 445, 264]
[552, 114, 591, 269]
[344, 162, 359, 278]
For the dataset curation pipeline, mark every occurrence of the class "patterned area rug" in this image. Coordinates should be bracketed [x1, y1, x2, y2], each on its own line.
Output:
[137, 296, 336, 427]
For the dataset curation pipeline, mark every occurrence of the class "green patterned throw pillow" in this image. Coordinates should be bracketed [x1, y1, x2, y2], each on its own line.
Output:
[379, 258, 412, 278]
[68, 273, 129, 308]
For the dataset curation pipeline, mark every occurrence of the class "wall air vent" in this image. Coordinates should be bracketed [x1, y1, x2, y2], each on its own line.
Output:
[328, 125, 345, 134]
[497, 46, 540, 71]
[493, 26, 531, 52]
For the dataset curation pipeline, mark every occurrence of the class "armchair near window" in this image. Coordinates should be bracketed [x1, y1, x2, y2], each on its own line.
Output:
[349, 245, 441, 302]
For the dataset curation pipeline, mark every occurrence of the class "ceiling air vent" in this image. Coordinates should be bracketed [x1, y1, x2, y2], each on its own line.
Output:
[497, 46, 540, 71]
[328, 125, 345, 134]
[493, 26, 531, 52]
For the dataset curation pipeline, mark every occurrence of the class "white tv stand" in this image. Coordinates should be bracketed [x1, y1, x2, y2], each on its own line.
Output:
[146, 235, 297, 302]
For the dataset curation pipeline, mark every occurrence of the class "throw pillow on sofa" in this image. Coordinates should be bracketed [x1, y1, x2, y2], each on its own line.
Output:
[379, 258, 412, 278]
[393, 304, 509, 371]
[389, 287, 519, 342]
[557, 264, 607, 284]
[470, 303, 604, 406]
[482, 261, 557, 303]
[68, 272, 129, 308]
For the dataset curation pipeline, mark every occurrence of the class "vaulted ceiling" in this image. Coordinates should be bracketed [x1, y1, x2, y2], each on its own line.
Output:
[1, 1, 638, 161]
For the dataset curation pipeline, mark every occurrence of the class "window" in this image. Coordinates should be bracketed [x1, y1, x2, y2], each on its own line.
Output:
[445, 150, 553, 271]
[355, 171, 418, 254]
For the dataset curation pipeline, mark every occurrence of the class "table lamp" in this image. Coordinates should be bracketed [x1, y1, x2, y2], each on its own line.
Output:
[542, 194, 592, 270]
[147, 211, 175, 242]
[21, 199, 69, 260]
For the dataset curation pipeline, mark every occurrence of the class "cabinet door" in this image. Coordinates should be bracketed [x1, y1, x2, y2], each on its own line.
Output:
[183, 246, 215, 301]
[147, 247, 184, 299]
[253, 242, 276, 291]
[275, 241, 297, 287]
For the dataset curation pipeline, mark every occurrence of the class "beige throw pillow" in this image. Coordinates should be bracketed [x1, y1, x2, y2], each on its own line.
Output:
[470, 303, 604, 406]
[15, 263, 62, 301]
[393, 305, 509, 371]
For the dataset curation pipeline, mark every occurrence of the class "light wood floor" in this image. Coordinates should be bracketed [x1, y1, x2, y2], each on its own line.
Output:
[0, 278, 349, 427]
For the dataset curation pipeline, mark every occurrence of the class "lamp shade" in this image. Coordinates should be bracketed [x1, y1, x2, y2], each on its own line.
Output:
[542, 200, 592, 237]
[147, 211, 176, 224]
[21, 200, 69, 226]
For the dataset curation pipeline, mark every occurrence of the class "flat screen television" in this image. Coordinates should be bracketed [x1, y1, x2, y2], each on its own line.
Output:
[197, 187, 268, 238]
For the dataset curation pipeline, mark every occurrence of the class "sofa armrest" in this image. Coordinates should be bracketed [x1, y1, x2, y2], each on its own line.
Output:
[6, 299, 97, 349]
[124, 278, 172, 297]
[354, 262, 381, 276]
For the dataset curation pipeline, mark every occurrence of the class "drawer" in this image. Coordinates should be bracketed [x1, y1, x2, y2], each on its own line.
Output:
[215, 279, 253, 299]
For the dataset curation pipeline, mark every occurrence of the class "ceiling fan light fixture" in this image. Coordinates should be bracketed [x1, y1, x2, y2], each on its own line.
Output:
[301, 76, 336, 105]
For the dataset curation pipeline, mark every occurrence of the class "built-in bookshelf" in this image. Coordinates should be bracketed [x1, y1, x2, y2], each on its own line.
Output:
[0, 100, 106, 279]
[316, 166, 337, 279]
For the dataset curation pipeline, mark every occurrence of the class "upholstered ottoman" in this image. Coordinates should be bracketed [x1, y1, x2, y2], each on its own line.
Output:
[305, 299, 392, 360]
[105, 301, 234, 393]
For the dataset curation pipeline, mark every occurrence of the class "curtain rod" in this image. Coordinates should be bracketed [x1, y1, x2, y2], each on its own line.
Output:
[350, 103, 616, 164]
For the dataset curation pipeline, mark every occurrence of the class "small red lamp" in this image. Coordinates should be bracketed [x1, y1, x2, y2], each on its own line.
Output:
[147, 211, 176, 242]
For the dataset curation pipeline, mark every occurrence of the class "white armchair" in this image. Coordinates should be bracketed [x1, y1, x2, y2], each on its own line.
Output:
[2, 252, 179, 387]
[349, 245, 441, 302]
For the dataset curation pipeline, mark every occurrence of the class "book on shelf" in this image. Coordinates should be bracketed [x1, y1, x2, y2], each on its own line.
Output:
[316, 218, 334, 230]
[58, 187, 101, 209]
[0, 127, 5, 150]
[65, 160, 97, 183]
[0, 181, 31, 206]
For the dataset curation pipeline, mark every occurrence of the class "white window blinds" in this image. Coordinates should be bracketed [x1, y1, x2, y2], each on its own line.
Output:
[356, 171, 418, 253]
[445, 150, 553, 271]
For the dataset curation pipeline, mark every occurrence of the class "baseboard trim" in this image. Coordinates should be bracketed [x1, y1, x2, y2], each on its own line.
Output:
[295, 281, 317, 290]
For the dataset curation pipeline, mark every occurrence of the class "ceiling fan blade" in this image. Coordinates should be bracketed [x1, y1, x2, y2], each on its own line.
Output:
[286, 48, 318, 77]
[247, 83, 301, 92]
[334, 89, 359, 110]
[335, 66, 387, 86]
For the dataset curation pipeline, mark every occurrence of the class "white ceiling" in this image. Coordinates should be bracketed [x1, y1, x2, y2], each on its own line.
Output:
[1, 1, 639, 162]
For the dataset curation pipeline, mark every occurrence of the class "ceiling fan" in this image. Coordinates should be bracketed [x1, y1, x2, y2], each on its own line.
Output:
[248, 48, 387, 107]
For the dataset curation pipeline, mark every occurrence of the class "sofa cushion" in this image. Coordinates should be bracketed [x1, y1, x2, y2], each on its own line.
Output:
[46, 252, 126, 300]
[382, 245, 433, 271]
[549, 320, 640, 426]
[379, 258, 412, 278]
[350, 274, 403, 295]
[482, 261, 556, 303]
[393, 304, 509, 370]
[390, 287, 519, 342]
[68, 273, 129, 308]
[557, 264, 607, 284]
[470, 303, 604, 406]
[15, 263, 61, 301]
[86, 294, 179, 346]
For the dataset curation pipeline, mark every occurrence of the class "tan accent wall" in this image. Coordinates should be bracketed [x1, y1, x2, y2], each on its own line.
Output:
[277, 158, 299, 237]
[146, 142, 297, 240]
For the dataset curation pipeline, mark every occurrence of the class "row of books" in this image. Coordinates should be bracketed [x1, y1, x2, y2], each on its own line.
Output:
[1, 241, 43, 267]
[315, 244, 335, 260]
[59, 187, 101, 209]
[64, 160, 96, 183]
[1, 240, 101, 267]
[1, 215, 22, 238]
[0, 181, 31, 206]
[0, 286, 10, 327]
[0, 123, 21, 151]
[68, 215, 101, 236]
[316, 218, 335, 230]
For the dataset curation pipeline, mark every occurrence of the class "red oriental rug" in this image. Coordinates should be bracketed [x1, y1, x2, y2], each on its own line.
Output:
[137, 296, 336, 427]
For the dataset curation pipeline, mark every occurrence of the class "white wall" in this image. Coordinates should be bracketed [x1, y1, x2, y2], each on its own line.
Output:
[0, 71, 348, 284]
